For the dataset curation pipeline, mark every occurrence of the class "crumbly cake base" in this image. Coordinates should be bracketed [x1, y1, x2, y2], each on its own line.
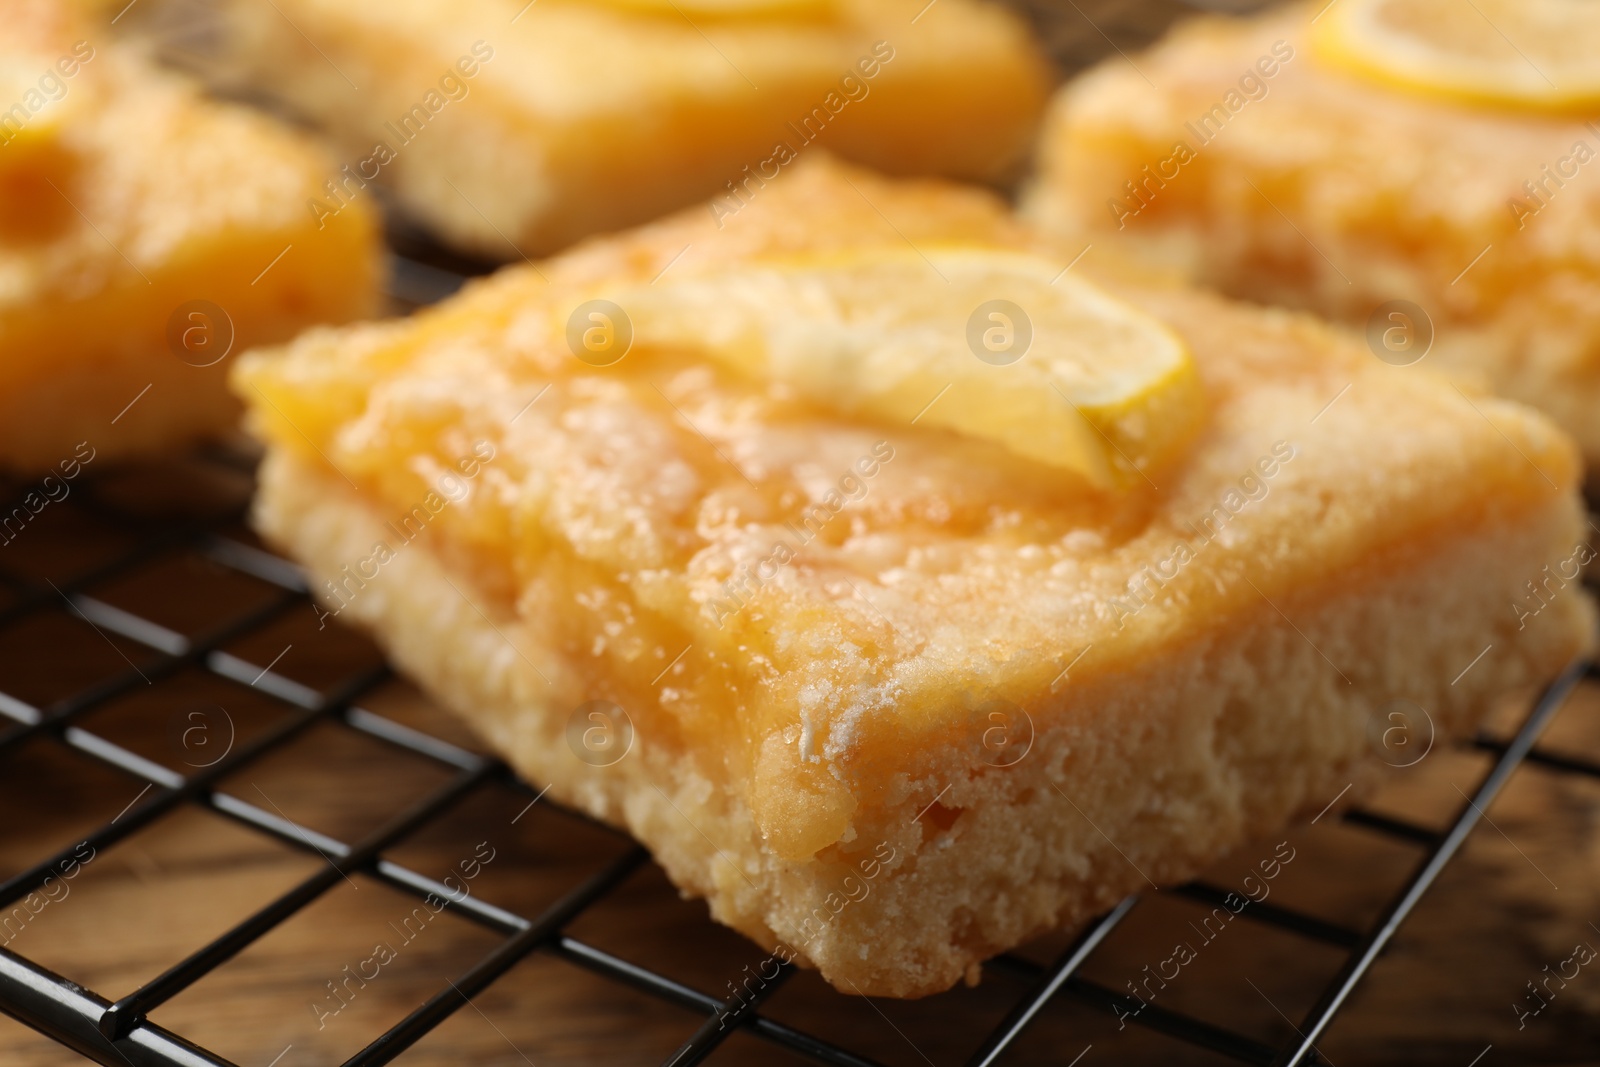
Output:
[256, 447, 1593, 997]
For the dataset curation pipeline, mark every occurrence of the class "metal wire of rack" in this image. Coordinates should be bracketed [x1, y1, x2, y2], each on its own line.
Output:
[0, 249, 1595, 1066]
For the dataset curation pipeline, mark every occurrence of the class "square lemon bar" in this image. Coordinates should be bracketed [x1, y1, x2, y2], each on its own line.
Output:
[0, 0, 380, 474]
[236, 156, 1592, 997]
[1026, 0, 1600, 464]
[128, 0, 1051, 258]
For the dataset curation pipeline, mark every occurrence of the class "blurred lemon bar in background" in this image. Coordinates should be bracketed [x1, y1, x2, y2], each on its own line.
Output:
[119, 0, 1052, 258]
[1025, 0, 1600, 464]
[0, 0, 380, 474]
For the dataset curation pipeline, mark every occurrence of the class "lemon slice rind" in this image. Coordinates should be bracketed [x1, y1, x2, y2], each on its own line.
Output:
[611, 246, 1205, 490]
[1312, 0, 1600, 113]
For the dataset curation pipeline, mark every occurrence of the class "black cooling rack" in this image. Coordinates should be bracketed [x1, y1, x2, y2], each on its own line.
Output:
[0, 404, 1595, 1067]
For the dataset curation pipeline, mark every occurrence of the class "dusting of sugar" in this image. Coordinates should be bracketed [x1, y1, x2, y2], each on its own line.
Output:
[1062, 529, 1105, 553]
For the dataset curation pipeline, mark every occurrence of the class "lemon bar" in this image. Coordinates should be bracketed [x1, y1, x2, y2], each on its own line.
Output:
[0, 0, 379, 473]
[126, 0, 1050, 258]
[236, 157, 1592, 997]
[1025, 0, 1600, 464]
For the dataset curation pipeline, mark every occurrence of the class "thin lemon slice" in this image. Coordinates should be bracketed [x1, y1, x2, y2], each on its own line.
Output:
[618, 247, 1205, 489]
[1313, 0, 1600, 112]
